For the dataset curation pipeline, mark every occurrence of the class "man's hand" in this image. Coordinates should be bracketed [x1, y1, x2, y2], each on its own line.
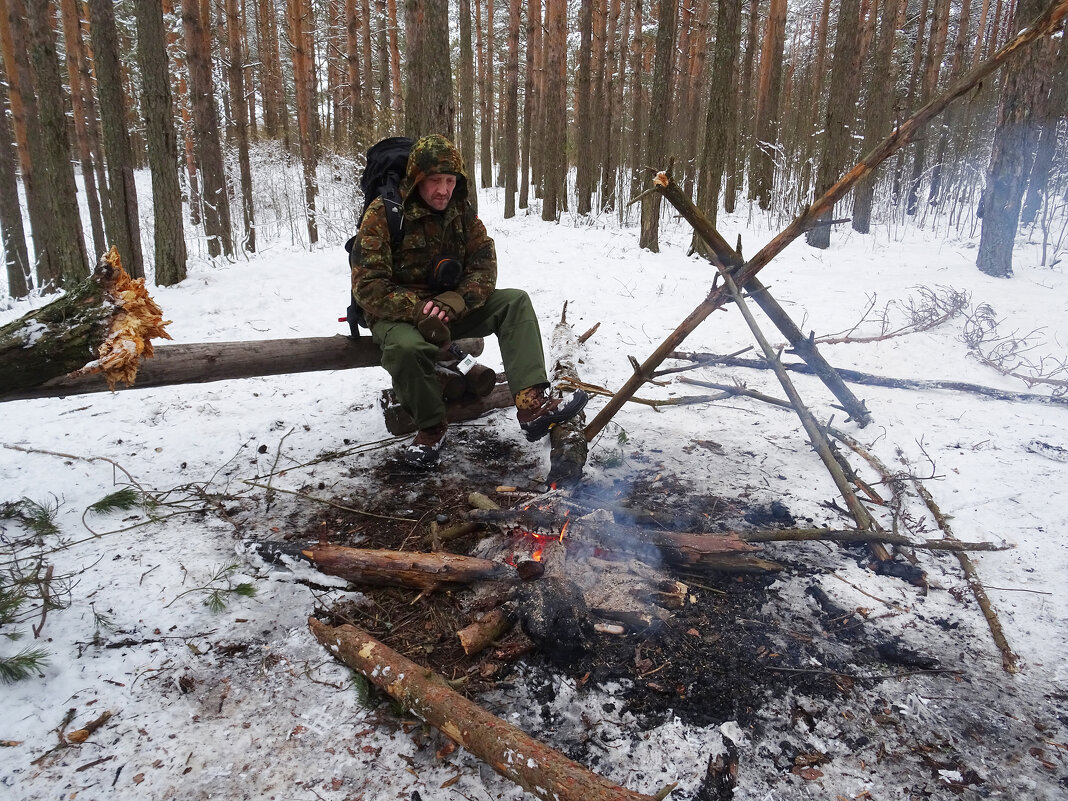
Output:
[416, 300, 451, 345]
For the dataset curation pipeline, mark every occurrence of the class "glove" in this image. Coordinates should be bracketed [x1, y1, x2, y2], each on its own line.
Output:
[415, 303, 451, 346]
[433, 291, 466, 318]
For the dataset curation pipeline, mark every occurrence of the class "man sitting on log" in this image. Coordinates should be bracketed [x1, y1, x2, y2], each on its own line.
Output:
[351, 134, 588, 469]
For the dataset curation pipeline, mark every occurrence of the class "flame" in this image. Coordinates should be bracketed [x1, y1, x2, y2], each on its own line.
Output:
[559, 511, 570, 543]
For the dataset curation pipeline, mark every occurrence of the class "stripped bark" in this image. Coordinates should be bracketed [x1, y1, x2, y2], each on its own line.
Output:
[308, 617, 660, 801]
[0, 248, 170, 398]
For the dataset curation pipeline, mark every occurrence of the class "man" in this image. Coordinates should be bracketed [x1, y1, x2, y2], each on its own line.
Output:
[352, 134, 588, 468]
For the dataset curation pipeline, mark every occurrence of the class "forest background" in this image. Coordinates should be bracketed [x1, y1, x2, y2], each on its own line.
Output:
[0, 0, 1066, 304]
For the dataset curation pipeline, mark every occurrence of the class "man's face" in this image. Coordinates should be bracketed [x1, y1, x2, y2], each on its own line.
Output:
[418, 173, 457, 212]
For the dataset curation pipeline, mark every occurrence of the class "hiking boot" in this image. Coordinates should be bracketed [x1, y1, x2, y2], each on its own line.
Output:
[515, 387, 589, 442]
[401, 423, 447, 468]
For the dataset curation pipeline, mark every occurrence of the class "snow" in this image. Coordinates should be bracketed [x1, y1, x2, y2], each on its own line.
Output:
[2, 187, 1068, 800]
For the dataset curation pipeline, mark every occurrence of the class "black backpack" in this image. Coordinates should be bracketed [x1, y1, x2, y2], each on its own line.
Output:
[343, 136, 413, 336]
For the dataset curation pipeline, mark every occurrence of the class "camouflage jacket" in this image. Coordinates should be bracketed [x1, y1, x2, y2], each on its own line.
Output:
[351, 135, 496, 327]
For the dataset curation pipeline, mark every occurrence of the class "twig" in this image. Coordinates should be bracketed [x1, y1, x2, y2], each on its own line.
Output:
[31, 564, 54, 639]
[264, 427, 296, 513]
[912, 481, 1020, 674]
[556, 376, 726, 408]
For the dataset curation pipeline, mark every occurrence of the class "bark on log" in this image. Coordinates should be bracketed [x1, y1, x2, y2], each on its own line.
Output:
[381, 381, 515, 435]
[1, 332, 485, 402]
[308, 617, 660, 801]
[1, 247, 170, 398]
[250, 541, 518, 591]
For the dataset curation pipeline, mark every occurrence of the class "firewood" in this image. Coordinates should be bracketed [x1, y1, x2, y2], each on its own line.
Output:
[254, 542, 520, 591]
[457, 608, 514, 655]
[380, 382, 514, 435]
[309, 618, 661, 801]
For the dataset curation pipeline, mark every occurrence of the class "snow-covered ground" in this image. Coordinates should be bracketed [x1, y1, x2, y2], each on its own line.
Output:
[2, 188, 1067, 800]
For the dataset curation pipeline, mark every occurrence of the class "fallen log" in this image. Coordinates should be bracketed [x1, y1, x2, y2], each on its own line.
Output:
[249, 541, 518, 591]
[308, 617, 661, 801]
[1, 324, 485, 402]
[673, 352, 1068, 408]
[380, 381, 515, 435]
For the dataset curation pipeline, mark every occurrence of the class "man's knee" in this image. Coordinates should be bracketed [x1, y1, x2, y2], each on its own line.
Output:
[375, 323, 438, 373]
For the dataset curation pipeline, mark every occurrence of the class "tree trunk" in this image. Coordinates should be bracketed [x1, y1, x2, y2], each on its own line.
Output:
[308, 618, 661, 801]
[344, 0, 364, 154]
[182, 0, 234, 257]
[386, 0, 403, 126]
[727, 0, 761, 212]
[1019, 32, 1067, 225]
[58, 0, 106, 258]
[225, 0, 256, 253]
[927, 0, 973, 209]
[135, 0, 188, 287]
[694, 0, 741, 244]
[805, 0, 862, 249]
[0, 56, 28, 297]
[853, 0, 906, 232]
[626, 0, 644, 202]
[288, 0, 319, 245]
[375, 0, 391, 132]
[575, 0, 595, 216]
[0, 0, 57, 288]
[541, 0, 567, 221]
[638, 0, 678, 251]
[976, 0, 1056, 277]
[475, 0, 491, 188]
[906, 0, 951, 215]
[599, 0, 623, 212]
[403, 0, 455, 139]
[87, 0, 145, 278]
[502, 0, 520, 217]
[360, 0, 374, 138]
[26, 0, 88, 287]
[749, 0, 787, 210]
[458, 0, 478, 211]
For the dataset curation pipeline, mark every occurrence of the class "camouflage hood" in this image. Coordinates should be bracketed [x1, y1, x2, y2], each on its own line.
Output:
[400, 134, 470, 207]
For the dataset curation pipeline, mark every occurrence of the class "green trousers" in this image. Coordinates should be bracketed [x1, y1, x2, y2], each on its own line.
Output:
[371, 288, 548, 430]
